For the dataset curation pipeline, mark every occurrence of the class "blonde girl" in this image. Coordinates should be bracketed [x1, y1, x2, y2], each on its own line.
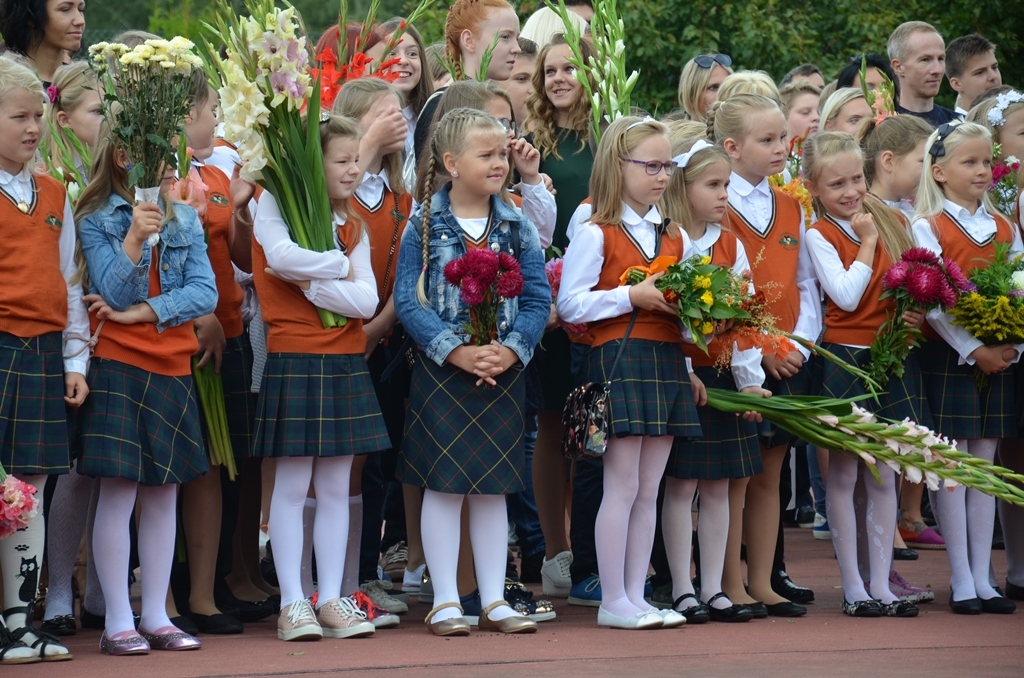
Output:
[716, 70, 780, 104]
[780, 79, 821, 145]
[802, 131, 925, 618]
[911, 121, 1019, 615]
[820, 88, 873, 135]
[558, 116, 699, 630]
[709, 93, 821, 616]
[676, 53, 734, 121]
[660, 134, 768, 624]
[251, 116, 390, 641]
[393, 109, 548, 636]
[43, 60, 101, 181]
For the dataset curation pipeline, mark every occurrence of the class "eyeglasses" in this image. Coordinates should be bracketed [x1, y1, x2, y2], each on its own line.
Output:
[621, 158, 677, 176]
[497, 118, 517, 135]
[693, 53, 732, 69]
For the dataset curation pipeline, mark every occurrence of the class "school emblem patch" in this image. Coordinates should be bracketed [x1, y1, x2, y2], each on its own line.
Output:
[45, 213, 62, 232]
[209, 192, 230, 206]
[779, 233, 799, 250]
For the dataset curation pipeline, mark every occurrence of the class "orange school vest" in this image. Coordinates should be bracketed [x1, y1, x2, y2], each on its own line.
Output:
[197, 164, 245, 338]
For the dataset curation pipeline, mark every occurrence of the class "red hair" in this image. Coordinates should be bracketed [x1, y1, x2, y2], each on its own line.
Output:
[444, 0, 514, 80]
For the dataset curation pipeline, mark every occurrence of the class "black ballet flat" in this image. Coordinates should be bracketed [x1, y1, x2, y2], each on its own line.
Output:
[1005, 581, 1024, 601]
[882, 600, 919, 618]
[948, 595, 982, 615]
[744, 601, 768, 619]
[215, 595, 277, 623]
[190, 612, 243, 635]
[79, 606, 105, 630]
[705, 593, 752, 623]
[40, 615, 76, 637]
[980, 596, 1016, 614]
[169, 615, 200, 636]
[671, 594, 709, 625]
[841, 598, 882, 617]
[893, 548, 919, 561]
[764, 601, 807, 617]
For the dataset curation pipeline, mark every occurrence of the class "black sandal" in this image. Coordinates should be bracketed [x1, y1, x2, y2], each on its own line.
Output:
[4, 606, 73, 662]
[0, 624, 39, 665]
[671, 594, 710, 624]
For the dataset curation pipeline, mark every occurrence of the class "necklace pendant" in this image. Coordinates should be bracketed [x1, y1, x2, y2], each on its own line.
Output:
[17, 200, 29, 213]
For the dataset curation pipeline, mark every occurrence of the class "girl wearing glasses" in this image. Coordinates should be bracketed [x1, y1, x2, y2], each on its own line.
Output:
[677, 53, 734, 122]
[558, 117, 702, 630]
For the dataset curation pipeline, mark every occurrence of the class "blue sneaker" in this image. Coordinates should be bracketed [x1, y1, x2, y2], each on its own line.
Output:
[460, 589, 482, 625]
[812, 513, 831, 540]
[568, 575, 602, 607]
[644, 575, 654, 599]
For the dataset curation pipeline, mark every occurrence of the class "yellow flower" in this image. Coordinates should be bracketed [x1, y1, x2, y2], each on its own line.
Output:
[701, 290, 714, 305]
[700, 255, 711, 265]
[693, 275, 711, 289]
[701, 322, 715, 335]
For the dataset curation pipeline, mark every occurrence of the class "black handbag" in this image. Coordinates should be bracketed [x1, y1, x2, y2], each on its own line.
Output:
[561, 220, 665, 461]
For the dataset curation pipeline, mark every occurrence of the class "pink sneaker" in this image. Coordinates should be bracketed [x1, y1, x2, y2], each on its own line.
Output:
[889, 571, 935, 603]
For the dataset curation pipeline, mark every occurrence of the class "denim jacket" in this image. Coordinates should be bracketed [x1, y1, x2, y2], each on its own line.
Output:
[394, 188, 550, 367]
[77, 193, 218, 331]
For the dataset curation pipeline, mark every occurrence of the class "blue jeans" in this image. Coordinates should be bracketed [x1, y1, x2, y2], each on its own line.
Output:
[507, 419, 545, 559]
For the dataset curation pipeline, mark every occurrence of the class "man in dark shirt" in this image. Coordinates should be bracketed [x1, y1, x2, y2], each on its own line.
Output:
[888, 21, 959, 127]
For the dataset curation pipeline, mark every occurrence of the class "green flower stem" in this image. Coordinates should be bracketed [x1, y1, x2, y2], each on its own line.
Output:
[192, 357, 238, 480]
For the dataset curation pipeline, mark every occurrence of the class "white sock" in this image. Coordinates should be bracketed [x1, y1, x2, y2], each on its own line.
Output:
[863, 463, 898, 604]
[826, 453, 871, 602]
[92, 477, 139, 635]
[268, 457, 314, 608]
[965, 438, 1000, 599]
[695, 479, 732, 609]
[83, 482, 105, 615]
[662, 477, 698, 606]
[310, 456, 353, 606]
[136, 484, 178, 632]
[43, 468, 93, 620]
[467, 494, 518, 621]
[420, 489, 463, 622]
[342, 495, 363, 595]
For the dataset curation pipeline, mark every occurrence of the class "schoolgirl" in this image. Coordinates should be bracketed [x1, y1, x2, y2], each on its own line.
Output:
[660, 134, 769, 624]
[558, 116, 698, 630]
[910, 121, 1019, 615]
[803, 131, 924, 617]
[966, 89, 1024, 225]
[0, 56, 87, 664]
[709, 93, 820, 616]
[820, 88, 873, 135]
[251, 115, 392, 640]
[393, 109, 548, 636]
[378, 18, 435, 158]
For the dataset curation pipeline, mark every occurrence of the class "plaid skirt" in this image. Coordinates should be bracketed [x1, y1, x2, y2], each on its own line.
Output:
[820, 343, 931, 426]
[917, 340, 1015, 439]
[759, 354, 815, 448]
[253, 353, 390, 458]
[398, 352, 525, 495]
[0, 332, 71, 474]
[78, 358, 208, 486]
[667, 367, 761, 480]
[206, 334, 254, 459]
[586, 339, 701, 439]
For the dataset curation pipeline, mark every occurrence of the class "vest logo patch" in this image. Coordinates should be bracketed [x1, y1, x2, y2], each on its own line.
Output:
[779, 233, 799, 250]
[45, 213, 62, 231]
[209, 192, 229, 206]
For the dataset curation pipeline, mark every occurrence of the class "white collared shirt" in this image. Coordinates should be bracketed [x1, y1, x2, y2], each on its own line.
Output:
[403, 106, 416, 156]
[557, 203, 691, 324]
[355, 169, 392, 211]
[882, 198, 916, 223]
[805, 216, 874, 348]
[728, 172, 774, 233]
[0, 167, 89, 374]
[912, 199, 1024, 364]
[690, 223, 764, 389]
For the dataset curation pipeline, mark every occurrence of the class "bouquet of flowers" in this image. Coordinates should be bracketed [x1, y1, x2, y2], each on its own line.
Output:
[769, 172, 814, 227]
[859, 55, 897, 123]
[0, 462, 39, 540]
[546, 258, 589, 338]
[444, 249, 525, 345]
[206, 0, 344, 329]
[40, 118, 92, 206]
[89, 37, 203, 245]
[866, 247, 974, 387]
[547, 0, 637, 142]
[623, 254, 751, 353]
[990, 151, 1021, 219]
[949, 242, 1024, 344]
[704, 389, 1024, 506]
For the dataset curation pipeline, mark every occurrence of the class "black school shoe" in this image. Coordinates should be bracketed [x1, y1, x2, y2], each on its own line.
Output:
[770, 570, 814, 604]
[705, 593, 752, 623]
[40, 615, 76, 637]
[190, 612, 243, 635]
[893, 548, 919, 561]
[765, 601, 807, 617]
[1005, 581, 1024, 601]
[744, 602, 768, 619]
[842, 598, 882, 617]
[948, 595, 982, 615]
[671, 594, 710, 625]
[882, 600, 919, 618]
[980, 596, 1016, 614]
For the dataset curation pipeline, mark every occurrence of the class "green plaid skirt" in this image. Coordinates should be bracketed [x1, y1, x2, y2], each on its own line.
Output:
[820, 343, 931, 426]
[586, 339, 701, 439]
[253, 353, 390, 458]
[918, 340, 1015, 439]
[667, 366, 761, 480]
[398, 352, 525, 495]
[759, 355, 815, 448]
[78, 358, 208, 486]
[213, 334, 254, 458]
[0, 332, 71, 474]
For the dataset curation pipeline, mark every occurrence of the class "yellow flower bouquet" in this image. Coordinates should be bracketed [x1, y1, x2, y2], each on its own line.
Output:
[949, 242, 1024, 344]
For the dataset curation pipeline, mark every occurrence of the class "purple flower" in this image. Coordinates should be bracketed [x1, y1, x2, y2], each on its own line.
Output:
[883, 260, 909, 290]
[496, 269, 524, 299]
[461, 279, 485, 306]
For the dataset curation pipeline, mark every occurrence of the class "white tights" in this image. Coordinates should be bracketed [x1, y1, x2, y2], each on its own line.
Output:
[663, 477, 732, 609]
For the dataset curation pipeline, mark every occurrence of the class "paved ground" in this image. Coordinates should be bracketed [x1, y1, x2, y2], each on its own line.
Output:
[24, 528, 1024, 677]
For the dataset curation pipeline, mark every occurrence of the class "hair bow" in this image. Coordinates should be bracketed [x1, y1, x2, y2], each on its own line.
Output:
[928, 122, 959, 163]
[671, 139, 713, 170]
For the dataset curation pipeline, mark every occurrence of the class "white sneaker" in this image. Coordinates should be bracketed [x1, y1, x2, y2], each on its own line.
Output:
[402, 563, 426, 593]
[317, 597, 375, 639]
[359, 580, 409, 614]
[540, 550, 573, 598]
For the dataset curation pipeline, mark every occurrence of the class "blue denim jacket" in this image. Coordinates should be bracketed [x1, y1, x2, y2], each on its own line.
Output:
[394, 188, 550, 367]
[77, 193, 218, 331]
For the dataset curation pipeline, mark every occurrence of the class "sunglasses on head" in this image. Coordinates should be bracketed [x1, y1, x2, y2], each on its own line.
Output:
[693, 53, 732, 69]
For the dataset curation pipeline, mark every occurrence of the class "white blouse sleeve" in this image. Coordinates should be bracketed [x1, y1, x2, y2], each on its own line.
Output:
[302, 231, 379, 320]
[556, 222, 633, 323]
[791, 221, 822, 358]
[253, 192, 351, 282]
[519, 180, 556, 249]
[804, 227, 873, 312]
[60, 197, 89, 375]
[728, 240, 765, 389]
